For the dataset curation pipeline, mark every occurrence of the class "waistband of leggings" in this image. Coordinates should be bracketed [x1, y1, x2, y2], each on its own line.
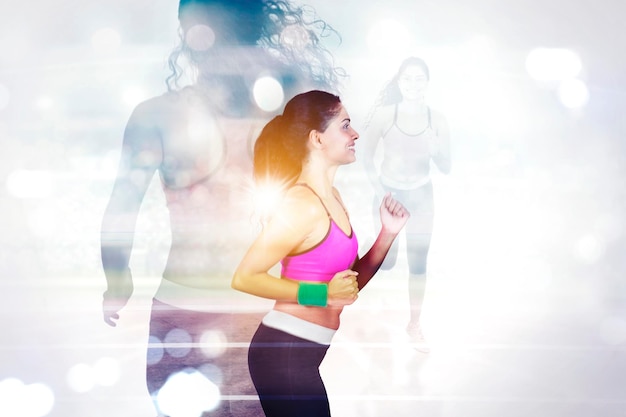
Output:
[261, 310, 336, 346]
[153, 278, 272, 313]
[380, 175, 431, 190]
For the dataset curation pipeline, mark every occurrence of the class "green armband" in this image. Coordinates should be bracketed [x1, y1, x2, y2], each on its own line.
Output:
[297, 282, 328, 307]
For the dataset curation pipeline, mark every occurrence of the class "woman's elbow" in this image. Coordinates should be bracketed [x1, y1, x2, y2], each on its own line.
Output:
[231, 270, 247, 292]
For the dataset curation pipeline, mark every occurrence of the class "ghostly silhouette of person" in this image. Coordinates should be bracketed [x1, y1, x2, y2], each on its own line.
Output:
[100, 1, 342, 415]
[362, 56, 451, 353]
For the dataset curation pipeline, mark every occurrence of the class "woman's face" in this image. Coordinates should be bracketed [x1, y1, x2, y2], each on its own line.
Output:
[319, 105, 360, 165]
[397, 64, 429, 101]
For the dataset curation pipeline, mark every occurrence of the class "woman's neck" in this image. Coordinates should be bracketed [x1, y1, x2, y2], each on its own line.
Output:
[399, 96, 427, 113]
[298, 163, 337, 198]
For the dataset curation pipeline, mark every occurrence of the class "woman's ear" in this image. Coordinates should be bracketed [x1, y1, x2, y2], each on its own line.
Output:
[308, 129, 324, 149]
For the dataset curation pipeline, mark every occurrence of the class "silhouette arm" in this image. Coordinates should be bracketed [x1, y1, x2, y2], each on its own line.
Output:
[100, 99, 163, 326]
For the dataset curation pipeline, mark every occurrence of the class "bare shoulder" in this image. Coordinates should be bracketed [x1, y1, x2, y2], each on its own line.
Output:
[283, 185, 326, 220]
[126, 93, 170, 125]
[280, 185, 330, 248]
[261, 185, 325, 245]
[128, 90, 187, 126]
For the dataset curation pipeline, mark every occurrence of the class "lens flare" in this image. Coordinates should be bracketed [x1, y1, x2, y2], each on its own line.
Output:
[186, 24, 215, 51]
[35, 96, 54, 111]
[557, 78, 589, 109]
[66, 363, 95, 393]
[252, 182, 284, 219]
[0, 378, 55, 417]
[200, 330, 228, 358]
[156, 369, 221, 417]
[253, 76, 284, 112]
[164, 328, 193, 359]
[575, 234, 604, 264]
[147, 335, 165, 366]
[525, 48, 582, 81]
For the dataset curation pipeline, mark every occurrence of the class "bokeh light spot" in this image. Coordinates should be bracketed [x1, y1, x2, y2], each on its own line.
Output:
[575, 234, 604, 264]
[186, 24, 215, 51]
[66, 363, 95, 393]
[525, 48, 582, 81]
[253, 76, 284, 112]
[24, 383, 55, 417]
[147, 335, 165, 366]
[156, 369, 220, 417]
[0, 378, 25, 415]
[187, 111, 221, 144]
[199, 330, 227, 358]
[0, 378, 55, 417]
[557, 78, 589, 109]
[164, 328, 193, 358]
[35, 96, 54, 111]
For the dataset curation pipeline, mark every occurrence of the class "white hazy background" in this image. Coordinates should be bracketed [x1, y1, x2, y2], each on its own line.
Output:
[1, 1, 625, 417]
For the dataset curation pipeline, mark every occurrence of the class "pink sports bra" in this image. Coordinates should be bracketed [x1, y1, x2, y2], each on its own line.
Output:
[280, 184, 359, 283]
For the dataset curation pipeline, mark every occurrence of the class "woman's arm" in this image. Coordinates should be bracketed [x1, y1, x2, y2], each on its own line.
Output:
[232, 193, 310, 301]
[100, 98, 163, 326]
[353, 193, 410, 290]
[232, 189, 359, 306]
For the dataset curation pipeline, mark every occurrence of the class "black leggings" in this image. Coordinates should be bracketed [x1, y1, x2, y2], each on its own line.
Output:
[248, 324, 331, 417]
[147, 299, 265, 417]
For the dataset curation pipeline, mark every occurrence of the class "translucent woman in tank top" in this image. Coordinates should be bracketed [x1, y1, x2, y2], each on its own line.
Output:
[361, 56, 452, 352]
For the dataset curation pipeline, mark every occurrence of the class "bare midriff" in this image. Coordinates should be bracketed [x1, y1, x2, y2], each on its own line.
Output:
[273, 300, 343, 330]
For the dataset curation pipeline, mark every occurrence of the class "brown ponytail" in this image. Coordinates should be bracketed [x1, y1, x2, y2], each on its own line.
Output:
[253, 90, 342, 189]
